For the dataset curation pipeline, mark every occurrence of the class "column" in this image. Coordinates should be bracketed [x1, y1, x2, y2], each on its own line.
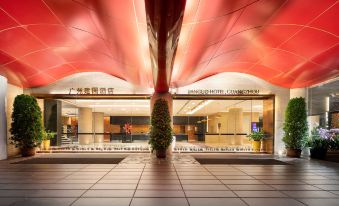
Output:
[0, 76, 7, 160]
[78, 108, 93, 145]
[44, 99, 62, 146]
[93, 112, 104, 144]
[290, 88, 306, 99]
[150, 92, 173, 153]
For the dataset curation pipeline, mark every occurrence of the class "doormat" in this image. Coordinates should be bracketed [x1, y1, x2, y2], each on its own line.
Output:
[12, 157, 125, 164]
[195, 158, 290, 165]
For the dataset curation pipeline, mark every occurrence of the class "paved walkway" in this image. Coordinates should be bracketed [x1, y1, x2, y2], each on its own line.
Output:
[0, 153, 339, 206]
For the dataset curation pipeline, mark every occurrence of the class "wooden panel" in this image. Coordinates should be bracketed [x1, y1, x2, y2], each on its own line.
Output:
[263, 98, 274, 154]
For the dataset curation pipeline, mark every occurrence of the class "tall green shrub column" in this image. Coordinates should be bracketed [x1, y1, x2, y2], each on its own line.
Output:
[10, 94, 43, 156]
[149, 96, 173, 158]
[282, 97, 308, 157]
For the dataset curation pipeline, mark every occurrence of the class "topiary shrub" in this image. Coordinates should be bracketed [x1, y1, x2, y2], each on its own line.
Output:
[282, 97, 308, 151]
[149, 98, 172, 157]
[10, 94, 43, 155]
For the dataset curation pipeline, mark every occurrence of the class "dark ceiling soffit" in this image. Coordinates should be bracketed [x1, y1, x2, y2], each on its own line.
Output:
[145, 0, 186, 93]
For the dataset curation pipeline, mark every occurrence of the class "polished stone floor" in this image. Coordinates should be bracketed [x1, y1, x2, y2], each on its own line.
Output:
[0, 153, 339, 206]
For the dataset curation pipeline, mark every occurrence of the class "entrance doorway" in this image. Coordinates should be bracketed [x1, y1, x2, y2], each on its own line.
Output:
[38, 94, 274, 153]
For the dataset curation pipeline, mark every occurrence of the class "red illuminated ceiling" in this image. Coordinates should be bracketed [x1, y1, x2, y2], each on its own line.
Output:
[0, 0, 338, 90]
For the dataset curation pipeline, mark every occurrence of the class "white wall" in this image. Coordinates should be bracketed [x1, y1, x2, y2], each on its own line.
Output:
[0, 76, 7, 160]
[175, 72, 291, 154]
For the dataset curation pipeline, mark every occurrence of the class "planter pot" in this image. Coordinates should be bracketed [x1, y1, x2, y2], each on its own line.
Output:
[310, 148, 328, 159]
[21, 147, 36, 157]
[42, 140, 50, 150]
[251, 141, 261, 152]
[286, 148, 302, 158]
[302, 147, 311, 157]
[156, 149, 166, 158]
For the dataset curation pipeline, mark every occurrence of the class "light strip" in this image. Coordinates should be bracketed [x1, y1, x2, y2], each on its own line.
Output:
[88, 105, 149, 108]
[76, 99, 149, 103]
[186, 100, 213, 114]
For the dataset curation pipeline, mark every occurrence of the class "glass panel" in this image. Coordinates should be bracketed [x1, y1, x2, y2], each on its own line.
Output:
[173, 99, 269, 152]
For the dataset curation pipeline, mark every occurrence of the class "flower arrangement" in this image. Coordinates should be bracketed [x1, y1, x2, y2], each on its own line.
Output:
[123, 123, 132, 134]
[307, 127, 339, 159]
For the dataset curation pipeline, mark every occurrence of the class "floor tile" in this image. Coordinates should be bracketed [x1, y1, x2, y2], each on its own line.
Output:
[134, 190, 185, 197]
[221, 180, 264, 184]
[227, 184, 274, 190]
[0, 190, 84, 198]
[91, 184, 137, 190]
[0, 198, 23, 206]
[314, 184, 339, 190]
[9, 198, 75, 206]
[179, 175, 216, 180]
[298, 198, 339, 206]
[82, 190, 134, 197]
[234, 190, 287, 197]
[130, 198, 188, 206]
[283, 190, 338, 198]
[72, 198, 131, 206]
[185, 190, 236, 197]
[243, 198, 304, 206]
[260, 180, 305, 184]
[137, 184, 182, 190]
[188, 198, 247, 206]
[182, 184, 228, 190]
[181, 179, 222, 185]
[271, 184, 321, 190]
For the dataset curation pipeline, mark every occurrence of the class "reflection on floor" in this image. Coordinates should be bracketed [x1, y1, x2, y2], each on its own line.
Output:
[41, 142, 256, 153]
[1, 153, 339, 206]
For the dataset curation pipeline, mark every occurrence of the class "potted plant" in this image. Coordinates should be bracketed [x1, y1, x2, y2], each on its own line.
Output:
[41, 130, 55, 150]
[247, 130, 264, 152]
[149, 98, 172, 158]
[10, 94, 43, 157]
[282, 97, 308, 158]
[308, 127, 338, 159]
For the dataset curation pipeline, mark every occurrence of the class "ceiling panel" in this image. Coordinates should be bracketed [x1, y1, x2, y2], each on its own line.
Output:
[0, 0, 337, 89]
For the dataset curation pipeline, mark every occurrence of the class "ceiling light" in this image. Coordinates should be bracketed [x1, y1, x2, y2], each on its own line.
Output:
[187, 100, 213, 114]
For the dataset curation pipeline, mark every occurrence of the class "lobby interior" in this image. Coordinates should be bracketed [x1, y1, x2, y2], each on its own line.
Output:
[0, 0, 339, 206]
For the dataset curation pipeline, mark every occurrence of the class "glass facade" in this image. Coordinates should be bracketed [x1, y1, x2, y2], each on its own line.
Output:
[41, 97, 274, 153]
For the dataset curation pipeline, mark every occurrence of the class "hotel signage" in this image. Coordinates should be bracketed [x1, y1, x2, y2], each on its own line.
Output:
[68, 87, 114, 95]
[187, 89, 260, 95]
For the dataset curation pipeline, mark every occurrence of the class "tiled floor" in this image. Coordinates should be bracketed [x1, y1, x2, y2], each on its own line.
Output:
[0, 153, 338, 206]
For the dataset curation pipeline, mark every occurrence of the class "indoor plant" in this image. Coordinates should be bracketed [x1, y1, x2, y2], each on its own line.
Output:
[247, 130, 264, 152]
[308, 127, 339, 159]
[149, 98, 172, 158]
[41, 130, 55, 150]
[282, 97, 308, 158]
[10, 94, 43, 156]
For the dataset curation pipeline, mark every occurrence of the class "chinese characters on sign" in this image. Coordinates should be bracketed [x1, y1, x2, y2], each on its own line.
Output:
[69, 87, 114, 95]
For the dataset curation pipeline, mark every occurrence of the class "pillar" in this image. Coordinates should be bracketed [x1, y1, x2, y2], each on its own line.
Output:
[290, 88, 306, 99]
[0, 76, 7, 160]
[78, 108, 93, 145]
[93, 112, 104, 144]
[44, 99, 62, 146]
[227, 108, 243, 145]
[150, 92, 173, 153]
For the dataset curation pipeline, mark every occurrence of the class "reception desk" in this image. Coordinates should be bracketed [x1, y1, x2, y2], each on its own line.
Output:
[205, 134, 250, 146]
